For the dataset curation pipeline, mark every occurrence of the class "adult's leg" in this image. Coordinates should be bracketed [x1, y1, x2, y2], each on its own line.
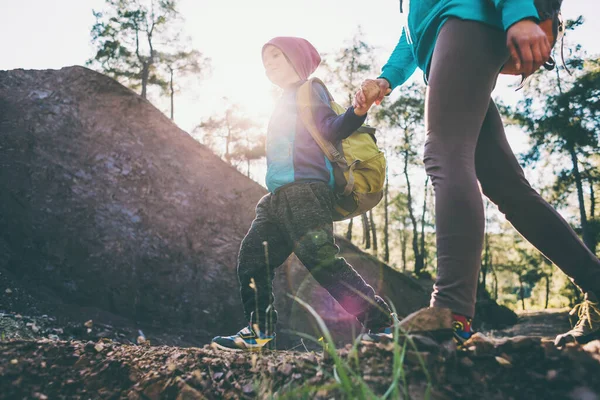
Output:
[277, 182, 392, 330]
[424, 19, 509, 317]
[238, 194, 293, 331]
[475, 101, 600, 295]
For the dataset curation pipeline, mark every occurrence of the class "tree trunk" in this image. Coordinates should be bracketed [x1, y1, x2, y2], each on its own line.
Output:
[545, 274, 551, 309]
[420, 176, 429, 270]
[362, 213, 371, 249]
[141, 62, 150, 99]
[482, 231, 489, 289]
[400, 223, 407, 272]
[169, 68, 174, 121]
[569, 147, 594, 253]
[404, 149, 422, 275]
[590, 176, 595, 219]
[384, 177, 390, 262]
[519, 276, 526, 310]
[491, 263, 498, 300]
[346, 218, 353, 242]
[369, 209, 378, 254]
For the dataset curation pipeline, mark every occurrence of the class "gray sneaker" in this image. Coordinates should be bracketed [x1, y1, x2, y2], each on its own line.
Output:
[555, 292, 600, 346]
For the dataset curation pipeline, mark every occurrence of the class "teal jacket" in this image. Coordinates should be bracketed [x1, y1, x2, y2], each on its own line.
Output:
[380, 0, 540, 89]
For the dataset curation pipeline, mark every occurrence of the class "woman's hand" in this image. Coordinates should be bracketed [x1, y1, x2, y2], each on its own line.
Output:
[353, 78, 392, 111]
[506, 19, 551, 77]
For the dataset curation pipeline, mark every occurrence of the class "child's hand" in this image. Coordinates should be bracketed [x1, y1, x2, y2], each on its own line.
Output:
[353, 79, 391, 116]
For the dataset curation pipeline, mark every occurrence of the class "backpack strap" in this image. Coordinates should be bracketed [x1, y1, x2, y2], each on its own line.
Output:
[296, 78, 356, 196]
[297, 78, 343, 163]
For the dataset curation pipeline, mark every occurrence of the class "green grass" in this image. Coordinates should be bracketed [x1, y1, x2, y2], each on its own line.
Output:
[283, 295, 433, 400]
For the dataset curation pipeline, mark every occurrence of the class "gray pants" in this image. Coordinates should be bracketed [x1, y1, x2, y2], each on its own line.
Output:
[425, 19, 600, 317]
[237, 181, 391, 331]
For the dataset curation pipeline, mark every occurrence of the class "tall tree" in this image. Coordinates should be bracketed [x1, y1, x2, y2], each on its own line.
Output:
[507, 43, 600, 253]
[160, 50, 210, 121]
[195, 103, 263, 174]
[383, 174, 390, 262]
[501, 18, 600, 254]
[89, 0, 208, 102]
[376, 83, 427, 275]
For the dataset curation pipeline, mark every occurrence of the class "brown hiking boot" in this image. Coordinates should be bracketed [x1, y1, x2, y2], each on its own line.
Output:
[555, 292, 600, 346]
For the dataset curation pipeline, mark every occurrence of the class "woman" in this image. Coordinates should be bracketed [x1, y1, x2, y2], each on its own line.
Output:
[355, 0, 600, 346]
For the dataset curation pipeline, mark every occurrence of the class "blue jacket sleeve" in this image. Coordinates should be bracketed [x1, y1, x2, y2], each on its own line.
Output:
[309, 82, 366, 143]
[492, 0, 539, 30]
[379, 27, 418, 91]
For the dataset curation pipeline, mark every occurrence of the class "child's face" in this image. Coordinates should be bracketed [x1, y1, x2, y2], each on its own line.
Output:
[262, 45, 301, 88]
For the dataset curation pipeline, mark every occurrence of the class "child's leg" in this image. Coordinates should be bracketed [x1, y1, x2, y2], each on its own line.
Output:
[275, 182, 392, 330]
[238, 194, 293, 332]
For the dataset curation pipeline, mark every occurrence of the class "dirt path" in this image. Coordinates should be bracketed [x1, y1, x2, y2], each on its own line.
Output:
[2, 308, 600, 399]
[485, 308, 572, 339]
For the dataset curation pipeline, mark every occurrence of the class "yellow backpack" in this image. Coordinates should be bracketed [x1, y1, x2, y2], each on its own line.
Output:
[297, 78, 386, 221]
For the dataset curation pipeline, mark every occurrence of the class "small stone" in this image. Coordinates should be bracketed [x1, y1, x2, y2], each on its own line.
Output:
[398, 307, 453, 333]
[94, 343, 105, 352]
[460, 356, 474, 367]
[547, 370, 558, 381]
[464, 333, 496, 356]
[495, 356, 512, 366]
[10, 359, 18, 365]
[278, 363, 293, 376]
[5, 288, 12, 294]
[84, 320, 93, 328]
[177, 384, 206, 400]
[212, 372, 223, 380]
[242, 383, 254, 394]
[569, 386, 598, 400]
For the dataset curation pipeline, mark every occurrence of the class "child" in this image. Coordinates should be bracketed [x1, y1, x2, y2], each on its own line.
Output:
[211, 36, 394, 351]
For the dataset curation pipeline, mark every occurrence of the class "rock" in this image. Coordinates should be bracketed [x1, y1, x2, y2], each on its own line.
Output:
[459, 356, 474, 367]
[278, 363, 293, 376]
[464, 333, 496, 356]
[495, 356, 512, 367]
[497, 335, 541, 352]
[398, 307, 453, 334]
[0, 66, 437, 348]
[242, 383, 254, 394]
[569, 387, 599, 400]
[176, 383, 206, 400]
[546, 370, 558, 381]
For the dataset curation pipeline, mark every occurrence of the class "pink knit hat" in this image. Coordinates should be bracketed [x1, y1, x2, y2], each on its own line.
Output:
[262, 37, 321, 80]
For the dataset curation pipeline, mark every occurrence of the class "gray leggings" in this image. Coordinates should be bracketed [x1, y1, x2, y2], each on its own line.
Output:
[425, 19, 600, 317]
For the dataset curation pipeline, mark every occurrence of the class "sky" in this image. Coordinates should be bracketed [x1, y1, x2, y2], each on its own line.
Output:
[2, 1, 599, 124]
[1, 0, 599, 187]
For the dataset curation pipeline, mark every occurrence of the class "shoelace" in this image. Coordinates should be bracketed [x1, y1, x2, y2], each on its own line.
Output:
[570, 300, 600, 330]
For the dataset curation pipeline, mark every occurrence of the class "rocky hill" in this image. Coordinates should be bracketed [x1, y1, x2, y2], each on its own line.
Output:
[0, 66, 429, 347]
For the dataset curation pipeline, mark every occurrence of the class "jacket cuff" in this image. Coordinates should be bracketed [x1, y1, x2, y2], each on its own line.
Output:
[502, 1, 539, 30]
